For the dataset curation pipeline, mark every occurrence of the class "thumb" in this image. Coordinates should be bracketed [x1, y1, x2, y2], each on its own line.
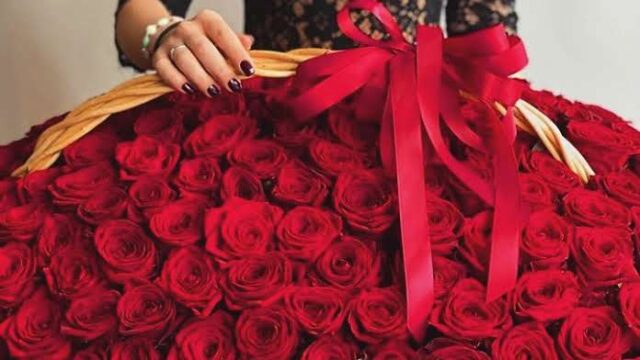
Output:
[237, 33, 254, 50]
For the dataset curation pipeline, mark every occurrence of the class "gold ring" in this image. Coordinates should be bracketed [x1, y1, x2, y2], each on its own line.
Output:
[169, 44, 188, 61]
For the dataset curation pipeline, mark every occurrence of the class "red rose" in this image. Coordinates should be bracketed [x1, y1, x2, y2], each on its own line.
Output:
[0, 203, 46, 243]
[0, 139, 31, 179]
[571, 226, 638, 286]
[127, 176, 177, 220]
[117, 283, 176, 337]
[459, 210, 492, 274]
[272, 160, 330, 206]
[511, 269, 580, 322]
[0, 288, 71, 359]
[563, 189, 631, 228]
[433, 256, 467, 301]
[49, 162, 116, 207]
[17, 167, 63, 203]
[619, 281, 640, 338]
[77, 186, 128, 225]
[220, 166, 266, 201]
[134, 107, 185, 143]
[110, 337, 162, 360]
[72, 343, 108, 360]
[523, 151, 581, 194]
[197, 93, 246, 120]
[328, 105, 379, 150]
[61, 288, 120, 341]
[491, 322, 558, 360]
[221, 252, 292, 310]
[418, 339, 490, 360]
[205, 198, 282, 261]
[36, 213, 84, 265]
[168, 311, 237, 360]
[283, 286, 347, 336]
[173, 156, 221, 194]
[308, 138, 367, 177]
[431, 278, 512, 341]
[157, 246, 222, 317]
[116, 136, 181, 179]
[567, 121, 638, 173]
[228, 139, 289, 179]
[0, 180, 18, 212]
[150, 199, 205, 246]
[184, 114, 256, 157]
[520, 210, 572, 269]
[600, 170, 640, 207]
[558, 306, 628, 360]
[519, 173, 555, 211]
[313, 236, 380, 290]
[348, 287, 407, 344]
[333, 169, 397, 236]
[369, 341, 416, 360]
[235, 305, 299, 360]
[94, 220, 157, 283]
[62, 130, 118, 168]
[0, 242, 36, 307]
[44, 247, 104, 299]
[273, 119, 318, 151]
[426, 196, 464, 255]
[276, 206, 342, 261]
[301, 335, 359, 360]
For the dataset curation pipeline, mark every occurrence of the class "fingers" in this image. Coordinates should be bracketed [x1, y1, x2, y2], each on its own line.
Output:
[152, 54, 194, 94]
[238, 34, 254, 50]
[165, 41, 221, 97]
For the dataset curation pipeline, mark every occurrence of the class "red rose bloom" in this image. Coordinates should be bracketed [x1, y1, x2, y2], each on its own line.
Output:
[117, 283, 176, 337]
[150, 199, 205, 246]
[36, 213, 84, 265]
[49, 162, 116, 207]
[220, 166, 266, 201]
[519, 173, 555, 211]
[328, 105, 379, 150]
[272, 160, 330, 206]
[431, 278, 512, 341]
[0, 180, 18, 212]
[348, 287, 407, 344]
[558, 306, 628, 360]
[491, 322, 558, 360]
[134, 107, 185, 143]
[0, 242, 36, 307]
[459, 210, 492, 274]
[619, 281, 640, 338]
[511, 269, 580, 322]
[228, 139, 289, 179]
[116, 136, 181, 180]
[235, 305, 299, 360]
[301, 335, 359, 360]
[567, 121, 638, 173]
[600, 170, 640, 207]
[197, 94, 246, 120]
[173, 156, 221, 194]
[78, 186, 128, 225]
[313, 236, 380, 290]
[276, 206, 342, 261]
[111, 338, 162, 360]
[221, 252, 292, 310]
[418, 339, 490, 360]
[168, 311, 237, 360]
[184, 114, 256, 157]
[283, 286, 347, 336]
[523, 151, 581, 194]
[563, 189, 631, 228]
[127, 176, 177, 220]
[308, 138, 367, 177]
[157, 246, 222, 317]
[520, 210, 572, 269]
[273, 118, 318, 151]
[0, 288, 71, 359]
[63, 130, 118, 168]
[426, 196, 464, 255]
[0, 203, 46, 243]
[571, 226, 638, 286]
[94, 220, 157, 283]
[61, 288, 120, 341]
[433, 256, 467, 301]
[333, 169, 397, 236]
[369, 341, 417, 360]
[17, 167, 62, 203]
[44, 247, 104, 299]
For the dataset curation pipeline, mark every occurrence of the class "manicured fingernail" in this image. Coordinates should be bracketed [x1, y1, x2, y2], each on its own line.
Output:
[182, 83, 195, 94]
[240, 60, 255, 76]
[207, 84, 220, 97]
[228, 79, 242, 93]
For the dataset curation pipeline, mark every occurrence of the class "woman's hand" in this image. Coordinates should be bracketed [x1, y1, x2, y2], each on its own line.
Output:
[152, 10, 255, 96]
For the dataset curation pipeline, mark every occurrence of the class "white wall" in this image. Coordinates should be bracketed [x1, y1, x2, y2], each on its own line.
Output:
[0, 0, 638, 145]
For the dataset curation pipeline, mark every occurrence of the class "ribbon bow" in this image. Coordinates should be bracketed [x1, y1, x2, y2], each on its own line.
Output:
[286, 0, 528, 341]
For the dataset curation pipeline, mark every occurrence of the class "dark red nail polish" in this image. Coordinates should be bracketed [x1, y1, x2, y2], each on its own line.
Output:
[228, 79, 242, 93]
[240, 60, 255, 76]
[182, 83, 195, 94]
[207, 84, 220, 97]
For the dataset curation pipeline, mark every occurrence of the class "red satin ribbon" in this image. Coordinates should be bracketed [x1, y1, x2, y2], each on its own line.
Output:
[286, 0, 528, 341]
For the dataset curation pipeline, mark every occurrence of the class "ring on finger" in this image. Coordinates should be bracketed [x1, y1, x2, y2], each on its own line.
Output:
[169, 44, 188, 62]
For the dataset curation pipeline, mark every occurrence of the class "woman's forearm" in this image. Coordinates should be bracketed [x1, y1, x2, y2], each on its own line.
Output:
[115, 0, 171, 70]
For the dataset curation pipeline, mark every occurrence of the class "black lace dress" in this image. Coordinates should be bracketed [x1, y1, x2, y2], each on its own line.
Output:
[117, 0, 517, 68]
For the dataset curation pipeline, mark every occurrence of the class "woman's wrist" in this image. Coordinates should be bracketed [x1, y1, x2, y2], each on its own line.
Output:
[141, 16, 184, 60]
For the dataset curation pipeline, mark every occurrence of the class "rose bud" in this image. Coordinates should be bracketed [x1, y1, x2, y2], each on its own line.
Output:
[520, 210, 572, 269]
[235, 305, 299, 360]
[36, 213, 84, 265]
[333, 169, 397, 236]
[127, 176, 177, 221]
[557, 306, 628, 360]
[17, 167, 63, 203]
[94, 220, 157, 284]
[368, 340, 417, 360]
[426, 196, 464, 255]
[77, 186, 128, 225]
[173, 156, 222, 194]
[523, 151, 582, 195]
[0, 288, 71, 359]
[184, 114, 257, 157]
[111, 337, 162, 360]
[276, 206, 342, 261]
[44, 247, 105, 299]
[168, 311, 236, 360]
[301, 335, 359, 360]
[0, 242, 37, 307]
[116, 136, 181, 180]
[117, 283, 176, 338]
[563, 189, 632, 228]
[283, 286, 347, 336]
[491, 322, 558, 360]
[348, 287, 407, 344]
[49, 161, 117, 207]
[63, 130, 119, 168]
[272, 160, 330, 207]
[220, 166, 266, 202]
[150, 199, 205, 246]
[0, 203, 46, 243]
[228, 139, 289, 179]
[133, 107, 185, 143]
[431, 278, 512, 341]
[511, 269, 580, 322]
[308, 138, 367, 177]
[157, 246, 222, 317]
[313, 236, 380, 290]
[221, 252, 292, 310]
[599, 170, 640, 207]
[61, 288, 120, 341]
[205, 198, 283, 262]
